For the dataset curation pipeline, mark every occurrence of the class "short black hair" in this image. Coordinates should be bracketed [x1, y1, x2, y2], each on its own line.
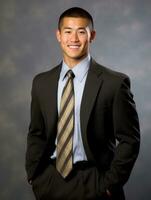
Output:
[58, 7, 94, 30]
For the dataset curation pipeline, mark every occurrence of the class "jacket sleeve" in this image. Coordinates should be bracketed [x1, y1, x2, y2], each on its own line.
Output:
[103, 76, 140, 194]
[25, 76, 47, 182]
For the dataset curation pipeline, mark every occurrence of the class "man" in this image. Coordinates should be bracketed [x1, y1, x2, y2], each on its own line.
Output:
[25, 7, 140, 200]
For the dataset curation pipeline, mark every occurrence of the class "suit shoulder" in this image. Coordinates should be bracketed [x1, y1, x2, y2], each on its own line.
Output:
[94, 60, 130, 82]
[102, 65, 131, 88]
[92, 60, 131, 90]
[33, 64, 61, 84]
[102, 65, 128, 80]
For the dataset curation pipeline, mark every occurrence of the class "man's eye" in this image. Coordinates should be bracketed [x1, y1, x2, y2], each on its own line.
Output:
[79, 31, 86, 34]
[64, 31, 71, 33]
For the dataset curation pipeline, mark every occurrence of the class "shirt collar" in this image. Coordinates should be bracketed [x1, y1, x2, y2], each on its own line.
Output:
[60, 54, 91, 82]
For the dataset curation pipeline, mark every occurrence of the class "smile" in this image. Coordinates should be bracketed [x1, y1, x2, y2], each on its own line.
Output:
[68, 45, 80, 49]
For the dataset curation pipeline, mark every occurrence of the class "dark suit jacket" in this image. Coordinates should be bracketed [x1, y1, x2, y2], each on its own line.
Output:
[25, 58, 140, 197]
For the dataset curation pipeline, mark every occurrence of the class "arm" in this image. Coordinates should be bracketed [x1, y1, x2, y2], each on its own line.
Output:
[25, 76, 47, 182]
[104, 77, 140, 194]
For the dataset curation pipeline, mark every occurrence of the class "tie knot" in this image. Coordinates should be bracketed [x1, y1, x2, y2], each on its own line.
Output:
[66, 70, 75, 79]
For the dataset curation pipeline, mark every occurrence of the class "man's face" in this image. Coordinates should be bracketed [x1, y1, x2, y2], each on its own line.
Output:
[56, 17, 96, 66]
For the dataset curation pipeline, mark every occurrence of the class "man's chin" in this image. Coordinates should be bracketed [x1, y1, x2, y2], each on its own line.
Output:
[70, 54, 87, 61]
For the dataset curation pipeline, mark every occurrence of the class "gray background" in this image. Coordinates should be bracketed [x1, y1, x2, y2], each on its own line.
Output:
[0, 0, 151, 199]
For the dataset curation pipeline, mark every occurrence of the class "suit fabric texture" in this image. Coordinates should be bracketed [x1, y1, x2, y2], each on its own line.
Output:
[25, 59, 140, 200]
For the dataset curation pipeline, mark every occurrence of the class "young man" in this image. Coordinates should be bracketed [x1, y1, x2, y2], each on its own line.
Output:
[25, 7, 140, 200]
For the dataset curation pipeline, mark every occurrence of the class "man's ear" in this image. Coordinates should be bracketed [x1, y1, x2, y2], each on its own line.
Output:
[90, 30, 96, 43]
[56, 30, 61, 42]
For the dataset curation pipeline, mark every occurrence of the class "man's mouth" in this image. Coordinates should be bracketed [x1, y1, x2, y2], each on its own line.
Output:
[68, 45, 80, 49]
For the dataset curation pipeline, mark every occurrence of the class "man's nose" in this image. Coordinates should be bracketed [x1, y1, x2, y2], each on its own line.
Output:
[70, 32, 79, 42]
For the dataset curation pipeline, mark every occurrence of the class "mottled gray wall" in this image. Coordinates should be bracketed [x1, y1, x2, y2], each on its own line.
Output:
[0, 0, 151, 199]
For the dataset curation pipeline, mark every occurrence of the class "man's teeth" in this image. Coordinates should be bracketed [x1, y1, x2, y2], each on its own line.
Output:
[69, 45, 80, 49]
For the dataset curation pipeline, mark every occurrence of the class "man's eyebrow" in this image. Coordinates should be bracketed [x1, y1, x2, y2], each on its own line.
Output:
[63, 27, 87, 30]
[63, 27, 72, 29]
[77, 27, 87, 30]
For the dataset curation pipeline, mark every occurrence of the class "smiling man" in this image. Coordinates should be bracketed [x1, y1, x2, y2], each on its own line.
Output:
[25, 7, 140, 200]
[56, 15, 95, 67]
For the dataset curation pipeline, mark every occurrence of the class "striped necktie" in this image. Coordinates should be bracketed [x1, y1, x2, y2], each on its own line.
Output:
[56, 70, 75, 178]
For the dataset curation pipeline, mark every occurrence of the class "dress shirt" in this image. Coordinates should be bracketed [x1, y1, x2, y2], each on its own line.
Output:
[51, 54, 91, 163]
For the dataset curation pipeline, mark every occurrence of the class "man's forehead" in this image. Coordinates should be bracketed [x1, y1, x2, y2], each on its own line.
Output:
[62, 17, 89, 25]
[61, 18, 90, 29]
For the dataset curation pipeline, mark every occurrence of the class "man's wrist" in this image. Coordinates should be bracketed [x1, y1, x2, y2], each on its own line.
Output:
[29, 180, 33, 185]
[106, 189, 112, 197]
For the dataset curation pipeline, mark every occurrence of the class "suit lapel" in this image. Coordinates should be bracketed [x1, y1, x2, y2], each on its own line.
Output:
[80, 59, 104, 161]
[45, 64, 62, 141]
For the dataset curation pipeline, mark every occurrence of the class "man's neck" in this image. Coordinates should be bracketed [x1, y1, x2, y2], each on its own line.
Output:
[63, 54, 89, 68]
